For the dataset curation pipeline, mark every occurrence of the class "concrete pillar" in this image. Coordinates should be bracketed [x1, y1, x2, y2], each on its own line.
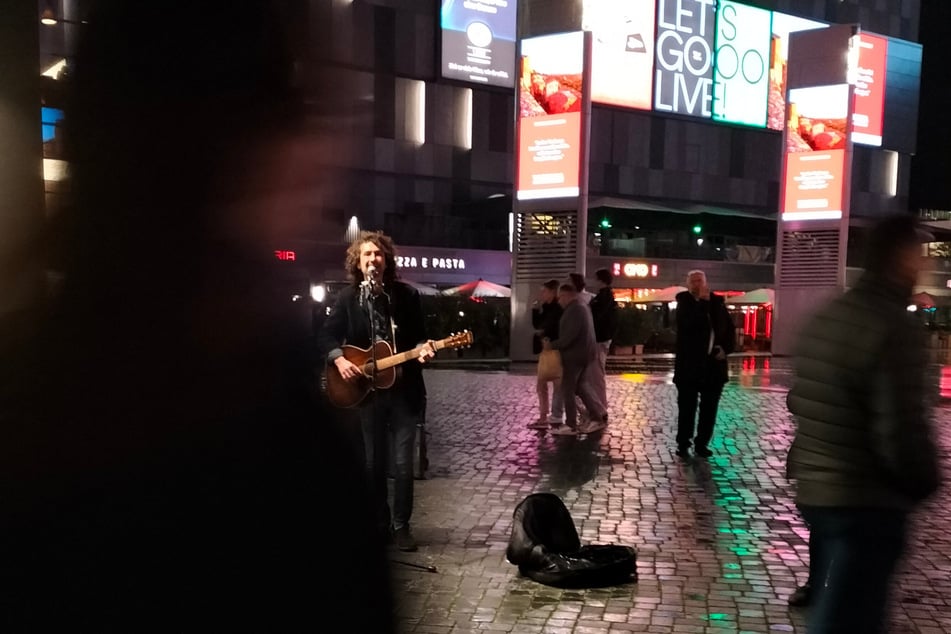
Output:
[0, 3, 45, 331]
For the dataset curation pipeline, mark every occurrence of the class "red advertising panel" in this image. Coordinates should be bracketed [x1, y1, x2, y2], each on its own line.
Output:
[781, 84, 849, 221]
[851, 33, 887, 146]
[581, 0, 655, 110]
[781, 149, 846, 221]
[516, 32, 585, 201]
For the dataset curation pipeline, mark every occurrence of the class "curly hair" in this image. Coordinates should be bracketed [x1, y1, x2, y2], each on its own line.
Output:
[344, 230, 398, 285]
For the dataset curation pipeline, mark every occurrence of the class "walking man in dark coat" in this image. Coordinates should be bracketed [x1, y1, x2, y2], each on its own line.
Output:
[673, 269, 734, 458]
[786, 214, 940, 632]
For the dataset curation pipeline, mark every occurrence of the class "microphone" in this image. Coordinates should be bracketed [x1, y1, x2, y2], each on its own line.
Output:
[366, 264, 378, 286]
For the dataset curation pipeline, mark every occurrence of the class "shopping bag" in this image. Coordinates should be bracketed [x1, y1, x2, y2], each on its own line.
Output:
[537, 349, 562, 381]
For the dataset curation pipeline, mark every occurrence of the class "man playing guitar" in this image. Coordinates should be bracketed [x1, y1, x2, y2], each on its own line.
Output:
[318, 231, 436, 552]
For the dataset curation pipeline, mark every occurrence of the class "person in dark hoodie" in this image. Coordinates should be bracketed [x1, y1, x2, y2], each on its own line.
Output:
[673, 269, 734, 458]
[588, 268, 618, 419]
[786, 214, 941, 633]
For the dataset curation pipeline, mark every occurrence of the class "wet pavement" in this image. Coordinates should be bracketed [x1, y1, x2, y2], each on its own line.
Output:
[389, 356, 951, 633]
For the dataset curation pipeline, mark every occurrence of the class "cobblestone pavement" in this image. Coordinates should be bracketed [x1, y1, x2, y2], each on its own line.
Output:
[389, 357, 951, 634]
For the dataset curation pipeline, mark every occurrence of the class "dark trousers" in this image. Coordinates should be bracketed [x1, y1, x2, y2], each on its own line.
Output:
[799, 505, 907, 634]
[358, 390, 421, 532]
[560, 359, 604, 428]
[675, 381, 723, 450]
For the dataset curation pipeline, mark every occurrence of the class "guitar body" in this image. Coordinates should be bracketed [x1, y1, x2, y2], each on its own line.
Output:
[324, 341, 398, 409]
[322, 331, 473, 409]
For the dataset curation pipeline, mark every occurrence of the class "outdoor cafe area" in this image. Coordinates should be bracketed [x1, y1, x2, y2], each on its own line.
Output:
[615, 286, 774, 354]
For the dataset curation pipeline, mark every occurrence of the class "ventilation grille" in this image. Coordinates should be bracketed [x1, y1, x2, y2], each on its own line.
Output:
[778, 229, 841, 287]
[514, 211, 578, 282]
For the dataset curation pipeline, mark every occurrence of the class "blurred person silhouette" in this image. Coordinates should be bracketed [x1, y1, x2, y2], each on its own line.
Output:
[786, 214, 941, 633]
[569, 271, 606, 420]
[0, 1, 394, 631]
[531, 279, 565, 429]
[317, 230, 436, 552]
[588, 267, 617, 420]
[569, 272, 595, 305]
[673, 269, 734, 459]
[544, 283, 607, 436]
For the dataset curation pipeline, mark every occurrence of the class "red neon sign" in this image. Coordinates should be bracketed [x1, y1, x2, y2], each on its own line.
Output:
[274, 250, 296, 261]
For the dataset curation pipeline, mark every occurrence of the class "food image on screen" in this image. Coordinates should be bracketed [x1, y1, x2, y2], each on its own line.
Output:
[785, 85, 849, 153]
[519, 55, 583, 118]
[786, 113, 847, 152]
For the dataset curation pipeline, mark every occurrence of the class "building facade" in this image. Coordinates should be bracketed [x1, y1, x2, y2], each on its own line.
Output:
[17, 0, 928, 354]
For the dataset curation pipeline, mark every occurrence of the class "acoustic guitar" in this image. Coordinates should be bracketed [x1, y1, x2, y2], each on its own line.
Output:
[323, 331, 473, 408]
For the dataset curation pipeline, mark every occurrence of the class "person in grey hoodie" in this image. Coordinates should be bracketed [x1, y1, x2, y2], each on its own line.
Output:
[786, 214, 941, 633]
[544, 283, 608, 436]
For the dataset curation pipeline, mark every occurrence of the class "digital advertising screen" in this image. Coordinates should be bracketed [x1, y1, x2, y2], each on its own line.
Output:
[850, 32, 888, 147]
[581, 0, 655, 110]
[654, 0, 716, 118]
[41, 106, 64, 143]
[781, 84, 850, 221]
[767, 12, 828, 130]
[711, 0, 771, 127]
[516, 32, 586, 201]
[440, 0, 517, 88]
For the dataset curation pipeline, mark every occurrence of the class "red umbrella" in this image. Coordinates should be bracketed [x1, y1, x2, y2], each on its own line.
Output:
[441, 278, 511, 298]
[912, 292, 936, 308]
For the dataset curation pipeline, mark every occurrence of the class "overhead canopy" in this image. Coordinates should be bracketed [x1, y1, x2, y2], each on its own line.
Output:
[442, 278, 511, 298]
[401, 278, 442, 296]
[588, 196, 774, 220]
[630, 286, 686, 303]
[727, 288, 775, 305]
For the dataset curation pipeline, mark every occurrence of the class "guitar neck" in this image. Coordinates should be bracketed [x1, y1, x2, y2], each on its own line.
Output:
[375, 339, 449, 371]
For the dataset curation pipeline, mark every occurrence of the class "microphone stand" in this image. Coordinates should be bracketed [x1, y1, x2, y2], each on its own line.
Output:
[362, 278, 378, 391]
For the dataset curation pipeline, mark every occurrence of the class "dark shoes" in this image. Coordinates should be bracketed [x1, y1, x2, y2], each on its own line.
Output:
[694, 446, 713, 458]
[788, 583, 812, 607]
[394, 526, 418, 552]
[675, 446, 690, 458]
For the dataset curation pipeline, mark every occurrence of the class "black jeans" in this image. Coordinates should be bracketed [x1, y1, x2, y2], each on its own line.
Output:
[675, 381, 723, 450]
[799, 505, 907, 634]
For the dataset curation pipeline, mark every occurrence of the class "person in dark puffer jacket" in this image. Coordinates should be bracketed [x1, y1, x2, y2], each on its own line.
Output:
[786, 213, 941, 634]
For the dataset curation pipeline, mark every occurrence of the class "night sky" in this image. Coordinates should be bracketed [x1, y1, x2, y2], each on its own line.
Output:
[909, 2, 951, 211]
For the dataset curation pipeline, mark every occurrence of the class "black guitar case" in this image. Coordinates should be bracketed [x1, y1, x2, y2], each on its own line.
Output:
[505, 492, 637, 589]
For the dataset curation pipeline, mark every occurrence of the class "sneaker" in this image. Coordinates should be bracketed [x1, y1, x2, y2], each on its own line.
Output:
[547, 416, 565, 425]
[550, 424, 579, 436]
[788, 583, 811, 607]
[694, 447, 713, 458]
[393, 526, 418, 552]
[529, 418, 550, 430]
[675, 446, 690, 458]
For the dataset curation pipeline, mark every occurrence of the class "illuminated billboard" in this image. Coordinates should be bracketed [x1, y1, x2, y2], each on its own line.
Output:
[767, 12, 828, 130]
[781, 84, 850, 221]
[440, 0, 517, 88]
[581, 0, 655, 110]
[712, 1, 771, 127]
[654, 0, 716, 118]
[516, 32, 586, 201]
[851, 33, 888, 147]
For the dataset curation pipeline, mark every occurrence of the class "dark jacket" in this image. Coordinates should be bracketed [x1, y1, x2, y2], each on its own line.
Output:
[532, 300, 563, 355]
[673, 290, 734, 386]
[317, 281, 428, 413]
[549, 299, 598, 366]
[786, 273, 941, 511]
[589, 287, 618, 343]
